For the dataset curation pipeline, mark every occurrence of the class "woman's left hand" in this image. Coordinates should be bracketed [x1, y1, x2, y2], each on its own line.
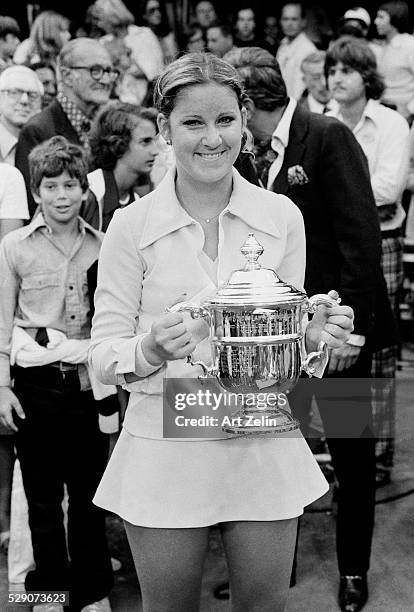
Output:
[305, 290, 354, 353]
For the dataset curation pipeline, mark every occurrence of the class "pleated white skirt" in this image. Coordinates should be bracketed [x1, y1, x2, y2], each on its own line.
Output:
[93, 429, 329, 527]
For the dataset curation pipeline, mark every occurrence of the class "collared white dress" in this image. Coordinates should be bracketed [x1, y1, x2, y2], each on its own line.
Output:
[90, 168, 328, 527]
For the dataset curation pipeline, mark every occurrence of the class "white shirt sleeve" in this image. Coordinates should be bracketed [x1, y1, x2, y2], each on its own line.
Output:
[0, 165, 29, 220]
[88, 208, 165, 386]
[126, 26, 164, 81]
[370, 112, 410, 207]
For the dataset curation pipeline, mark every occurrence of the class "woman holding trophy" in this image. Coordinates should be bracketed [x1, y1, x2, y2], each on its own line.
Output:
[89, 52, 354, 611]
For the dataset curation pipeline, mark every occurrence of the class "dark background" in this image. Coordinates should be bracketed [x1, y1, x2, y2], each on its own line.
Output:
[0, 1, 389, 39]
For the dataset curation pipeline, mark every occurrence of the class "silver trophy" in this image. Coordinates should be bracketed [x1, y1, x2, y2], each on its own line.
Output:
[170, 234, 340, 435]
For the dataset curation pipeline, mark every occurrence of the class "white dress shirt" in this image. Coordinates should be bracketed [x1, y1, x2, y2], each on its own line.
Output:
[0, 122, 18, 165]
[276, 32, 317, 100]
[0, 163, 29, 221]
[370, 34, 414, 118]
[329, 99, 409, 231]
[267, 98, 297, 190]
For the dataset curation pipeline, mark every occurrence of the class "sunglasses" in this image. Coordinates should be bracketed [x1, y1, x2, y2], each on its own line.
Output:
[68, 65, 120, 82]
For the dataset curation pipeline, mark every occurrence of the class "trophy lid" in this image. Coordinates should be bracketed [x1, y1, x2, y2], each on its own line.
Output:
[207, 234, 307, 307]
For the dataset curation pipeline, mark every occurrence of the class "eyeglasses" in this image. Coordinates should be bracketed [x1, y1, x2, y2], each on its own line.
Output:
[147, 6, 161, 14]
[68, 65, 120, 82]
[0, 88, 41, 102]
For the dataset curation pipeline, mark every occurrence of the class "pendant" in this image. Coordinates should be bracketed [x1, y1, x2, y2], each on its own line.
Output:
[206, 218, 210, 223]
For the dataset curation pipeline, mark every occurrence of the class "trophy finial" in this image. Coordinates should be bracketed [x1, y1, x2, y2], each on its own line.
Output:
[240, 233, 264, 270]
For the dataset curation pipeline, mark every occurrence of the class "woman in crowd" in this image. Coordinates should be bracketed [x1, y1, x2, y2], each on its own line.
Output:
[139, 0, 178, 65]
[89, 52, 354, 611]
[371, 1, 414, 120]
[91, 0, 164, 105]
[13, 10, 71, 68]
[84, 101, 159, 231]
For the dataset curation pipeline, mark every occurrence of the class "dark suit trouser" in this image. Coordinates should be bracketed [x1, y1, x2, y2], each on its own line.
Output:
[290, 349, 376, 575]
[13, 367, 113, 611]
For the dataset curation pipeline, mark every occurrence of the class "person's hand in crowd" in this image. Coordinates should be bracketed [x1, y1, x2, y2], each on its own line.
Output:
[305, 290, 355, 354]
[0, 387, 25, 432]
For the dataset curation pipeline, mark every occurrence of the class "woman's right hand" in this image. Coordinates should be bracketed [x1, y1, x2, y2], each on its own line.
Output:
[141, 312, 198, 366]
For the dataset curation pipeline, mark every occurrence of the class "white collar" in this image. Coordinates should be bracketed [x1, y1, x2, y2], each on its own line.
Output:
[334, 99, 379, 132]
[281, 31, 309, 47]
[271, 97, 297, 150]
[20, 212, 101, 240]
[0, 121, 18, 160]
[308, 94, 339, 114]
[138, 166, 282, 249]
[307, 93, 324, 113]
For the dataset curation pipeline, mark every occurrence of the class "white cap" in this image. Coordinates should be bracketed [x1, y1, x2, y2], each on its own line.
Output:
[343, 7, 371, 28]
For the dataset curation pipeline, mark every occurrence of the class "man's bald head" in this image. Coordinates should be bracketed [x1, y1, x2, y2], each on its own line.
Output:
[58, 38, 115, 116]
[58, 37, 112, 69]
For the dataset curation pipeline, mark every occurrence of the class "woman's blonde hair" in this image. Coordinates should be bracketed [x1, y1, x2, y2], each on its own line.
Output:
[30, 11, 70, 62]
[91, 0, 135, 32]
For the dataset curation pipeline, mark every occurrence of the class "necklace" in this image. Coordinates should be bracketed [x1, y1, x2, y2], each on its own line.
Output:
[177, 194, 227, 224]
[176, 182, 231, 224]
[190, 209, 223, 224]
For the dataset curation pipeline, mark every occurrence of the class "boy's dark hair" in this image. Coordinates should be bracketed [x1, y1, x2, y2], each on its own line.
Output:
[89, 102, 158, 171]
[325, 36, 385, 100]
[0, 16, 20, 39]
[378, 1, 411, 33]
[29, 136, 89, 194]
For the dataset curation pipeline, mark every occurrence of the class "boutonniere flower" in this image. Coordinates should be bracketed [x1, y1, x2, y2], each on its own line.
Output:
[287, 165, 309, 186]
[264, 149, 278, 163]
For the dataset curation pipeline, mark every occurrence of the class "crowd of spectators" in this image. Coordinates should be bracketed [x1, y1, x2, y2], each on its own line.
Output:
[0, 2, 414, 612]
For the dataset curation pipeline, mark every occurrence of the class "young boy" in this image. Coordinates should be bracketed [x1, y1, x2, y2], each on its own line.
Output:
[0, 136, 113, 612]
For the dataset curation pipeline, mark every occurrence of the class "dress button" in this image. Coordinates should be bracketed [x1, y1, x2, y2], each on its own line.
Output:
[70, 315, 75, 320]
[69, 285, 74, 290]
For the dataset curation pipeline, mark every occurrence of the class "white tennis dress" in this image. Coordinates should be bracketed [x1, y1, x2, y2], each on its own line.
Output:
[90, 168, 329, 527]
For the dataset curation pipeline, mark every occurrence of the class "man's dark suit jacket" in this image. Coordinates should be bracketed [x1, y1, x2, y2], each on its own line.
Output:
[270, 105, 396, 350]
[15, 100, 82, 218]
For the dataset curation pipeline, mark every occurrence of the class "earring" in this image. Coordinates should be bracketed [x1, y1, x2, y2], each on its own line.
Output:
[166, 138, 172, 146]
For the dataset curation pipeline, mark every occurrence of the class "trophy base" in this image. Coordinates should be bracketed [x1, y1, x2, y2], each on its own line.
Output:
[222, 407, 300, 436]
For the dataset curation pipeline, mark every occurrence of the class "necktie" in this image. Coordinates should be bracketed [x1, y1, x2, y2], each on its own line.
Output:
[254, 139, 278, 188]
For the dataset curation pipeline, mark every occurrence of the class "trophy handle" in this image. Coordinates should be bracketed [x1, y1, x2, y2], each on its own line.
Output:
[301, 341, 329, 377]
[306, 292, 341, 314]
[302, 291, 341, 377]
[185, 355, 211, 378]
[166, 301, 211, 323]
[166, 302, 212, 378]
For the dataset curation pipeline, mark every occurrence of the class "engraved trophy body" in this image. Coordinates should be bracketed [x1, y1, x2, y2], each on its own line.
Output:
[170, 234, 339, 435]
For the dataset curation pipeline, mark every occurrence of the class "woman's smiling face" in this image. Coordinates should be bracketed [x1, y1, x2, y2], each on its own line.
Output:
[158, 82, 246, 186]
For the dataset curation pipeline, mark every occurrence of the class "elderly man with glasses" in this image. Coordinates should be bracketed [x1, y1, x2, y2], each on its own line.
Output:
[15, 37, 118, 217]
[0, 65, 43, 166]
